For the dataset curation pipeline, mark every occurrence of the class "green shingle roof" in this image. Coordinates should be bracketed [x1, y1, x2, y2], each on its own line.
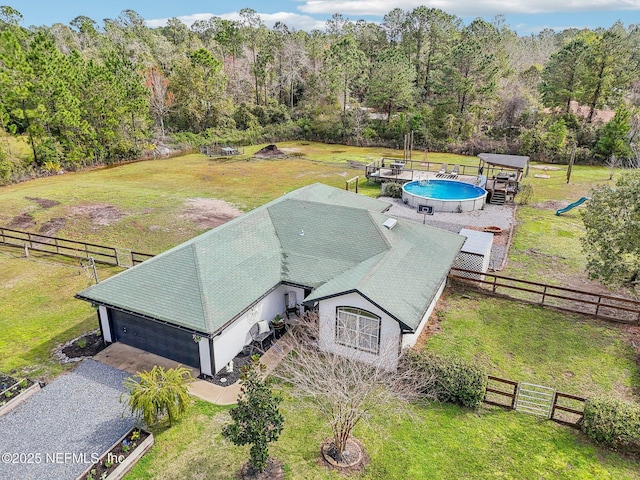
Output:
[305, 212, 465, 330]
[77, 183, 463, 335]
[267, 199, 389, 287]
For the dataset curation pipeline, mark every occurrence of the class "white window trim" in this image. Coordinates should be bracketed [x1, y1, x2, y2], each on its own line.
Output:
[335, 307, 381, 354]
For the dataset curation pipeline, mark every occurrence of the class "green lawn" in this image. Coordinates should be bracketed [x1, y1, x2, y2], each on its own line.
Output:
[424, 288, 639, 400]
[505, 162, 617, 284]
[0, 249, 120, 379]
[126, 399, 640, 480]
[0, 144, 388, 253]
[1, 143, 638, 478]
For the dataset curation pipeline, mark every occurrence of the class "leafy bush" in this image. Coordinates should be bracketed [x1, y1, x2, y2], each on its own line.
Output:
[0, 158, 13, 184]
[581, 397, 640, 453]
[516, 183, 533, 205]
[222, 356, 283, 473]
[406, 351, 487, 408]
[382, 182, 403, 198]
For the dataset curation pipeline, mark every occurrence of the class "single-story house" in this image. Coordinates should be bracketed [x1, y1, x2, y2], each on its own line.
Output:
[76, 183, 465, 374]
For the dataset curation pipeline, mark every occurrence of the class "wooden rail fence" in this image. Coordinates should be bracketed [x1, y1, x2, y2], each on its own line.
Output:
[345, 176, 360, 193]
[449, 267, 640, 324]
[0, 227, 154, 267]
[484, 375, 586, 427]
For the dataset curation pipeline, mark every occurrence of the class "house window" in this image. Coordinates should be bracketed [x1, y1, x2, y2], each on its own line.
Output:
[335, 307, 380, 354]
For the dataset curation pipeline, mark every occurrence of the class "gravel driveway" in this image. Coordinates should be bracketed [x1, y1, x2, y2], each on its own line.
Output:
[0, 359, 135, 480]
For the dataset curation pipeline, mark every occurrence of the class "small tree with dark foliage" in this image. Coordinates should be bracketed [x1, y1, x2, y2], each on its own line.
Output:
[222, 356, 284, 474]
[581, 171, 640, 290]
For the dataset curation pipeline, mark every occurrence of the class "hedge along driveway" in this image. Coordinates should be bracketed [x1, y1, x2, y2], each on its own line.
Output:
[0, 359, 135, 480]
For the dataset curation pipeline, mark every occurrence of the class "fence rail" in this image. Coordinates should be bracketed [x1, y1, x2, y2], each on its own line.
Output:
[0, 227, 154, 267]
[483, 375, 586, 427]
[484, 375, 517, 409]
[449, 267, 640, 324]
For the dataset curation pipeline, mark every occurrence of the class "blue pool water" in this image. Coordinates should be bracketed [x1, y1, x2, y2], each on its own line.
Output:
[403, 179, 486, 200]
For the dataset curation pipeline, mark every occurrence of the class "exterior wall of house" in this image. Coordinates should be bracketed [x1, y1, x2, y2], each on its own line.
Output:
[198, 337, 213, 376]
[401, 278, 446, 349]
[98, 305, 112, 342]
[212, 284, 305, 373]
[317, 292, 401, 371]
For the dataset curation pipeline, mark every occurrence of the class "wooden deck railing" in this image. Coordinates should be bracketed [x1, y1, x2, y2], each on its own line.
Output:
[0, 227, 154, 267]
[449, 267, 640, 324]
[365, 159, 481, 180]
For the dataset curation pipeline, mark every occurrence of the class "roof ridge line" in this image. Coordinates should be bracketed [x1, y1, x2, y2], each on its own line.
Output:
[264, 206, 288, 284]
[190, 242, 213, 334]
[367, 210, 393, 250]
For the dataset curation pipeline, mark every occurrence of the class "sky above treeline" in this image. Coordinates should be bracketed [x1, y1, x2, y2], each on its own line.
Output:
[11, 0, 640, 35]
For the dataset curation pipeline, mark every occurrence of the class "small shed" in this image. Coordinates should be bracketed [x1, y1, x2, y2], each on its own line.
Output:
[221, 147, 238, 156]
[453, 228, 494, 280]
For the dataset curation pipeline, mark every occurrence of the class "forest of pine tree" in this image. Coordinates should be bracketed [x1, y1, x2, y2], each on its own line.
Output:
[0, 6, 639, 183]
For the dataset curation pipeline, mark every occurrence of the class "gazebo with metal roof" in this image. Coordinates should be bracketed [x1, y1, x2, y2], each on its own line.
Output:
[478, 153, 530, 178]
[478, 153, 530, 205]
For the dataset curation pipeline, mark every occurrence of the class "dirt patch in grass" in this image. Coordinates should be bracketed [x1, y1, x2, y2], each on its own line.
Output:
[182, 198, 243, 229]
[624, 325, 640, 376]
[239, 458, 285, 480]
[533, 200, 567, 211]
[254, 144, 287, 158]
[530, 165, 562, 171]
[347, 160, 367, 170]
[69, 204, 126, 226]
[8, 212, 35, 229]
[413, 293, 452, 350]
[25, 197, 60, 209]
[39, 217, 66, 237]
[461, 225, 509, 246]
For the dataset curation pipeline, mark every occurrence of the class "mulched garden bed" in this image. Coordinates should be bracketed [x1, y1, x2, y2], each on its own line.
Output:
[56, 331, 107, 364]
[320, 437, 369, 473]
[80, 428, 150, 480]
[239, 457, 285, 480]
[0, 373, 35, 407]
[207, 336, 276, 387]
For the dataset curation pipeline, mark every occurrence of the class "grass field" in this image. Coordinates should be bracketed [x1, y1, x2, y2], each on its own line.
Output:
[1, 141, 638, 478]
[506, 163, 616, 283]
[424, 288, 640, 399]
[0, 250, 120, 379]
[126, 399, 640, 480]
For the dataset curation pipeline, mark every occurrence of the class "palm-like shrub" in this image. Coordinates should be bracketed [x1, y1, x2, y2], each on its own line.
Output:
[122, 365, 193, 427]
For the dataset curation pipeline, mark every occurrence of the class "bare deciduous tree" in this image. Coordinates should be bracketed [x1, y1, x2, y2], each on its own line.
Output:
[274, 312, 432, 465]
[280, 36, 309, 110]
[145, 65, 174, 137]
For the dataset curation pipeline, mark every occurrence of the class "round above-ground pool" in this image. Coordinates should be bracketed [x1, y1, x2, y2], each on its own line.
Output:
[402, 179, 487, 212]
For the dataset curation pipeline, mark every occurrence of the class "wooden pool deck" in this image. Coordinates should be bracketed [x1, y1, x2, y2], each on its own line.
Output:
[368, 167, 479, 185]
[365, 158, 481, 184]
